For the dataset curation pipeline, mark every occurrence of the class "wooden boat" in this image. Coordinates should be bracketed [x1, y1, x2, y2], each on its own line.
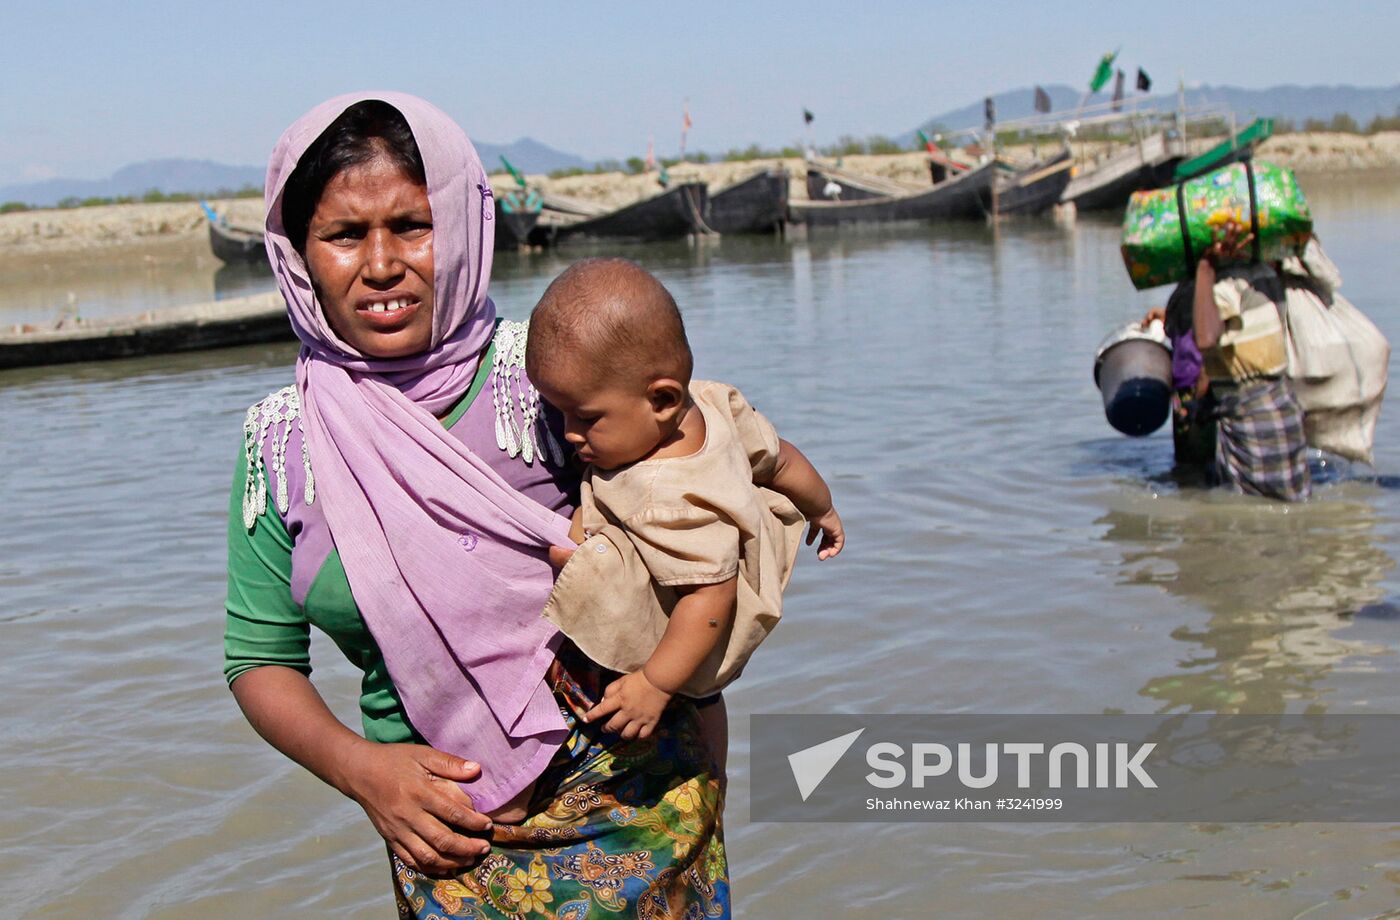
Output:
[538, 191, 607, 217]
[205, 207, 266, 264]
[706, 167, 788, 234]
[995, 149, 1074, 216]
[493, 187, 543, 250]
[530, 182, 710, 245]
[0, 292, 291, 369]
[787, 160, 996, 226]
[1171, 118, 1274, 182]
[804, 164, 925, 202]
[1061, 132, 1181, 212]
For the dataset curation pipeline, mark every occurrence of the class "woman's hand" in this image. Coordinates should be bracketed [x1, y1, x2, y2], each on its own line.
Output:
[1140, 307, 1166, 330]
[341, 741, 495, 877]
[229, 667, 494, 878]
[806, 506, 845, 560]
[1202, 219, 1254, 268]
[584, 670, 672, 740]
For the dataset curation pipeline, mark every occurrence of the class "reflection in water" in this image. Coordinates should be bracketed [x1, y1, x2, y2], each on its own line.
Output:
[1098, 493, 1393, 713]
[0, 338, 299, 390]
[212, 259, 273, 299]
[0, 236, 277, 325]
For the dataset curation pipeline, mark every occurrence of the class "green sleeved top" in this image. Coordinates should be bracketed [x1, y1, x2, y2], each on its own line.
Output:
[223, 329, 578, 742]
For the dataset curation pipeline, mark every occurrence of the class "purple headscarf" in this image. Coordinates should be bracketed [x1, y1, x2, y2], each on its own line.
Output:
[264, 92, 573, 812]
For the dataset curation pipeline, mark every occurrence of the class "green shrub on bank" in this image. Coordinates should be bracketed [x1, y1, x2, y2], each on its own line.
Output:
[539, 133, 919, 179]
[1273, 107, 1400, 135]
[11, 184, 262, 212]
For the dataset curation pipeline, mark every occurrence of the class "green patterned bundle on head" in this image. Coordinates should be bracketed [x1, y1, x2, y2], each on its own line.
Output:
[1120, 160, 1313, 290]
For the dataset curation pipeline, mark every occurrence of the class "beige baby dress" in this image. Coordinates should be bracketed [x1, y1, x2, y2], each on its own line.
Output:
[541, 380, 806, 697]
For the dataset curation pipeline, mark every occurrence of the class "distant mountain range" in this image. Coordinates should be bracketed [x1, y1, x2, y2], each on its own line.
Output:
[908, 82, 1400, 138]
[0, 137, 591, 208]
[0, 160, 265, 209]
[6, 84, 1397, 207]
[475, 137, 592, 176]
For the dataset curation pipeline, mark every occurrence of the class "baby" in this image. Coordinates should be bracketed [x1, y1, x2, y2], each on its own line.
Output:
[525, 257, 843, 783]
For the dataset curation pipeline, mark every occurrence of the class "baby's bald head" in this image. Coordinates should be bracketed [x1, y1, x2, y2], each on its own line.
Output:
[527, 258, 693, 389]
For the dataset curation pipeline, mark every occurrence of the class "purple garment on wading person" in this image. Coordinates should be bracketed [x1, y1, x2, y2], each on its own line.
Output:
[263, 92, 574, 812]
[1171, 331, 1203, 391]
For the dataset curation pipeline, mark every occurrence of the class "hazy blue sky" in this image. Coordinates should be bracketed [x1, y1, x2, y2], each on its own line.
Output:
[1, 0, 1395, 185]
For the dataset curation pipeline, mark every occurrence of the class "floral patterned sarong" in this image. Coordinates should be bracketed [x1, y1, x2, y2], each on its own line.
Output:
[392, 643, 730, 919]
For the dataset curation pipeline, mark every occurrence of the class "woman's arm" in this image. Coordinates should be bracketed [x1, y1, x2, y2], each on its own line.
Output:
[765, 439, 844, 559]
[583, 577, 737, 739]
[231, 666, 493, 876]
[1193, 258, 1224, 351]
[1193, 220, 1254, 351]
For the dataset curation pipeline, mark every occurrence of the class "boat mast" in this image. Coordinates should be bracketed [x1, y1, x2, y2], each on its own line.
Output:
[1177, 75, 1187, 158]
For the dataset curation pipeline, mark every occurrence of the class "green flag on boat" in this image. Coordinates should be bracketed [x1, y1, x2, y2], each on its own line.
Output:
[1089, 49, 1118, 93]
[501, 156, 528, 189]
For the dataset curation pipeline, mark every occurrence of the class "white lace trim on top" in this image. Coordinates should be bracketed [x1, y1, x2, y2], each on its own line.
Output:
[491, 320, 565, 467]
[240, 322, 563, 529]
[242, 385, 313, 529]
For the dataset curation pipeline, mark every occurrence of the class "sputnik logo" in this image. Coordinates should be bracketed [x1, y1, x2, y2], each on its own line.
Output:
[787, 728, 865, 801]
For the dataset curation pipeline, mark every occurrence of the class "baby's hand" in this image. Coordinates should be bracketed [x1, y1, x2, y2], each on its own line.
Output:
[547, 545, 575, 569]
[806, 507, 845, 560]
[583, 670, 672, 740]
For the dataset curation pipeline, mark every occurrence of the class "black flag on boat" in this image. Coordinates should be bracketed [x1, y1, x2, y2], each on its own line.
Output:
[1033, 86, 1051, 114]
[1136, 68, 1152, 93]
[1111, 69, 1125, 111]
[803, 108, 814, 125]
[984, 97, 996, 130]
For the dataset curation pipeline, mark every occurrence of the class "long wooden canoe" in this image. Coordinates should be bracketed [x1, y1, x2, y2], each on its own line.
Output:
[530, 182, 710, 244]
[787, 160, 996, 226]
[995, 149, 1074, 216]
[804, 164, 925, 202]
[206, 212, 266, 264]
[538, 191, 606, 218]
[1061, 132, 1181, 212]
[493, 188, 543, 250]
[0, 292, 291, 369]
[706, 167, 788, 234]
[1171, 118, 1274, 182]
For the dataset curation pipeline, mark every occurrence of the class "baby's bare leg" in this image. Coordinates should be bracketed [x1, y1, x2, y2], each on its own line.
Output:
[485, 781, 534, 825]
[696, 696, 728, 786]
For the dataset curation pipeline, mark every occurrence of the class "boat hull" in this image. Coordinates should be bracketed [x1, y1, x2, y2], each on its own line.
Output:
[707, 168, 788, 234]
[1062, 133, 1180, 212]
[805, 168, 887, 202]
[804, 165, 924, 202]
[787, 161, 995, 226]
[996, 151, 1074, 216]
[533, 183, 710, 244]
[493, 190, 542, 250]
[0, 293, 292, 369]
[207, 218, 265, 264]
[1172, 118, 1274, 183]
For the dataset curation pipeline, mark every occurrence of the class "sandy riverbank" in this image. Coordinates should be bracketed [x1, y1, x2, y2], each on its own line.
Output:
[0, 198, 265, 260]
[2, 132, 1396, 258]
